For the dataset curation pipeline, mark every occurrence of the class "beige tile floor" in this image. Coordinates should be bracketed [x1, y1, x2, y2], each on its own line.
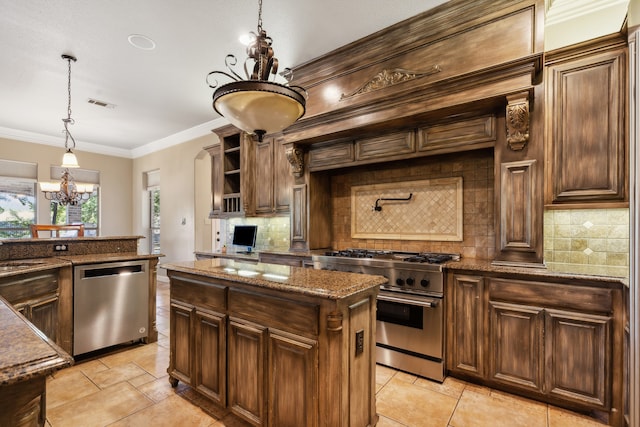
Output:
[45, 279, 609, 427]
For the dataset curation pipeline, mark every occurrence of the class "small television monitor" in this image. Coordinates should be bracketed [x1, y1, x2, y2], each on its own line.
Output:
[232, 225, 257, 253]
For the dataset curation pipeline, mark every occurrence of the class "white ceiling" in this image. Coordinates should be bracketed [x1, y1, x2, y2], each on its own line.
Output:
[0, 0, 448, 158]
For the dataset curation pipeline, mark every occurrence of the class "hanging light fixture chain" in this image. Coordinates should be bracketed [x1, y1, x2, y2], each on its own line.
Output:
[257, 0, 263, 34]
[61, 54, 77, 151]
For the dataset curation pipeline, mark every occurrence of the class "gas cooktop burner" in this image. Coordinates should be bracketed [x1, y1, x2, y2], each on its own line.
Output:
[402, 253, 455, 264]
[323, 249, 459, 264]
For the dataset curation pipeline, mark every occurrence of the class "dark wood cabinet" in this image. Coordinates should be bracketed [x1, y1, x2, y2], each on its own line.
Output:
[194, 309, 226, 406]
[166, 267, 377, 426]
[0, 270, 68, 352]
[447, 271, 623, 425]
[208, 125, 252, 217]
[545, 36, 628, 206]
[267, 330, 318, 427]
[228, 319, 266, 425]
[254, 137, 292, 215]
[489, 300, 544, 393]
[447, 274, 485, 378]
[545, 309, 611, 408]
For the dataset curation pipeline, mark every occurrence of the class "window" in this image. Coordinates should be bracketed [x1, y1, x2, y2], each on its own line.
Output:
[0, 178, 37, 238]
[146, 169, 161, 254]
[50, 189, 99, 236]
[0, 160, 38, 239]
[150, 188, 160, 254]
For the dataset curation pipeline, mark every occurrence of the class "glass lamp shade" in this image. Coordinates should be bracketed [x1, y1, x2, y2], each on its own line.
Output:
[213, 80, 305, 138]
[61, 150, 79, 168]
[40, 181, 61, 192]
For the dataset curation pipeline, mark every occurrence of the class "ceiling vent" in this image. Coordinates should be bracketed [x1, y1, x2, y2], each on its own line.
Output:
[87, 98, 116, 109]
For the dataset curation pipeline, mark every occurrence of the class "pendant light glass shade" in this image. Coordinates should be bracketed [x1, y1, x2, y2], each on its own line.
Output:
[61, 149, 79, 168]
[213, 80, 306, 139]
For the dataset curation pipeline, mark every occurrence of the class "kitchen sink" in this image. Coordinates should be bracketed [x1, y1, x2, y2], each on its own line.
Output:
[0, 260, 47, 271]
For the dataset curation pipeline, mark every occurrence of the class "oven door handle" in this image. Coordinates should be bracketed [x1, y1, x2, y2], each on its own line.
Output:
[377, 292, 439, 308]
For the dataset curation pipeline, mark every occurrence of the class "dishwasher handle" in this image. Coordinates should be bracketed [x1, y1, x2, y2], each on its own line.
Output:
[81, 263, 144, 279]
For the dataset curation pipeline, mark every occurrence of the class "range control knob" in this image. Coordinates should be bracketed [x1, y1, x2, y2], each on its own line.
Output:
[406, 278, 415, 286]
[420, 279, 430, 287]
[396, 278, 404, 286]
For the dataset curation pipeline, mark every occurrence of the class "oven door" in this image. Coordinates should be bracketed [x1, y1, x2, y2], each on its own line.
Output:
[376, 290, 443, 359]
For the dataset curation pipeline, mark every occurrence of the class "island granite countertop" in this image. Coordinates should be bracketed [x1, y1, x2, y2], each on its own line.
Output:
[162, 258, 387, 299]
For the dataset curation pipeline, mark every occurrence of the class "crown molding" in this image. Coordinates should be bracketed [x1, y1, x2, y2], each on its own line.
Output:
[0, 117, 228, 159]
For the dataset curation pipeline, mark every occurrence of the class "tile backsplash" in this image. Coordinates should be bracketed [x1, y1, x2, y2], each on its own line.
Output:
[544, 208, 629, 277]
[225, 216, 290, 251]
[331, 149, 495, 259]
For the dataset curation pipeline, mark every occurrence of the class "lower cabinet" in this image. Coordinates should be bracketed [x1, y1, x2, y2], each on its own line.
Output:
[0, 270, 66, 349]
[447, 272, 622, 425]
[168, 272, 337, 427]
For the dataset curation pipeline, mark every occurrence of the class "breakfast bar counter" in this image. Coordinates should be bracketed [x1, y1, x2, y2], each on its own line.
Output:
[162, 258, 386, 427]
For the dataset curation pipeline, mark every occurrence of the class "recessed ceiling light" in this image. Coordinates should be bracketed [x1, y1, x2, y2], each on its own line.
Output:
[127, 34, 156, 50]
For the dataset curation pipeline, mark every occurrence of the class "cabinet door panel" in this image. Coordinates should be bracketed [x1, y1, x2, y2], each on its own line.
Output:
[169, 302, 193, 385]
[228, 320, 266, 425]
[546, 45, 627, 204]
[489, 301, 544, 392]
[268, 330, 318, 427]
[545, 309, 611, 408]
[255, 140, 274, 214]
[29, 295, 58, 343]
[273, 139, 292, 212]
[194, 310, 226, 406]
[449, 275, 485, 377]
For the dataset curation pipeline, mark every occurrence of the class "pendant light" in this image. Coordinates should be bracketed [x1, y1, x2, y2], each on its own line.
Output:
[206, 0, 307, 141]
[40, 54, 94, 206]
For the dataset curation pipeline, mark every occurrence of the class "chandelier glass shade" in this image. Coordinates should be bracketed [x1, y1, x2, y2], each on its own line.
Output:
[40, 53, 94, 206]
[207, 0, 307, 141]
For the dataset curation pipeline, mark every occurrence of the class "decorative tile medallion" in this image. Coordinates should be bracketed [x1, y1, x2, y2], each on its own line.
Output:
[351, 177, 463, 241]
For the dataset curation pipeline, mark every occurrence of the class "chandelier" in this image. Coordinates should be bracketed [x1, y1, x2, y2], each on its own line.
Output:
[40, 54, 94, 206]
[206, 0, 307, 142]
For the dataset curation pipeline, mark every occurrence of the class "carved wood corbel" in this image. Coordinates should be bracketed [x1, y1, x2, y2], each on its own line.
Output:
[326, 312, 343, 332]
[285, 145, 304, 178]
[506, 92, 530, 150]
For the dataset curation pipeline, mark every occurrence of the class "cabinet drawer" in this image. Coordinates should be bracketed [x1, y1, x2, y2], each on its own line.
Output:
[0, 271, 58, 304]
[488, 278, 613, 314]
[308, 141, 354, 171]
[229, 288, 319, 336]
[355, 132, 415, 161]
[171, 274, 226, 312]
[418, 115, 496, 153]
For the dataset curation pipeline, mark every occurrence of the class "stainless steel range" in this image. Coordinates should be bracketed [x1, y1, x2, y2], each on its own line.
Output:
[312, 249, 459, 382]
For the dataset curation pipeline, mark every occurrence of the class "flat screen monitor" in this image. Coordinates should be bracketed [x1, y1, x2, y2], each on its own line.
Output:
[232, 225, 257, 252]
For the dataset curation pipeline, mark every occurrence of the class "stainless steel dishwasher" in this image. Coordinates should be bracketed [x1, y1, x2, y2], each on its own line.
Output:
[73, 260, 149, 356]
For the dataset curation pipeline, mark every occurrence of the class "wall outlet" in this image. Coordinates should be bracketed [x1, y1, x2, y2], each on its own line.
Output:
[54, 244, 68, 251]
[355, 329, 364, 356]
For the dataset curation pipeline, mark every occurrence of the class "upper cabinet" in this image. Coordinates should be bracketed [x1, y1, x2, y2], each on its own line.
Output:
[254, 137, 292, 215]
[208, 125, 252, 217]
[545, 36, 628, 207]
[208, 125, 292, 218]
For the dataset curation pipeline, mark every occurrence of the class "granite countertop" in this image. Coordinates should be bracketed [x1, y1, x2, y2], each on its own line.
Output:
[0, 235, 145, 244]
[55, 252, 163, 265]
[445, 258, 628, 285]
[162, 258, 387, 299]
[0, 297, 72, 386]
[0, 257, 71, 279]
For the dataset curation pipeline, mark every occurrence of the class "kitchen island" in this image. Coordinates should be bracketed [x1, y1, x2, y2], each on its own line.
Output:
[162, 258, 386, 427]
